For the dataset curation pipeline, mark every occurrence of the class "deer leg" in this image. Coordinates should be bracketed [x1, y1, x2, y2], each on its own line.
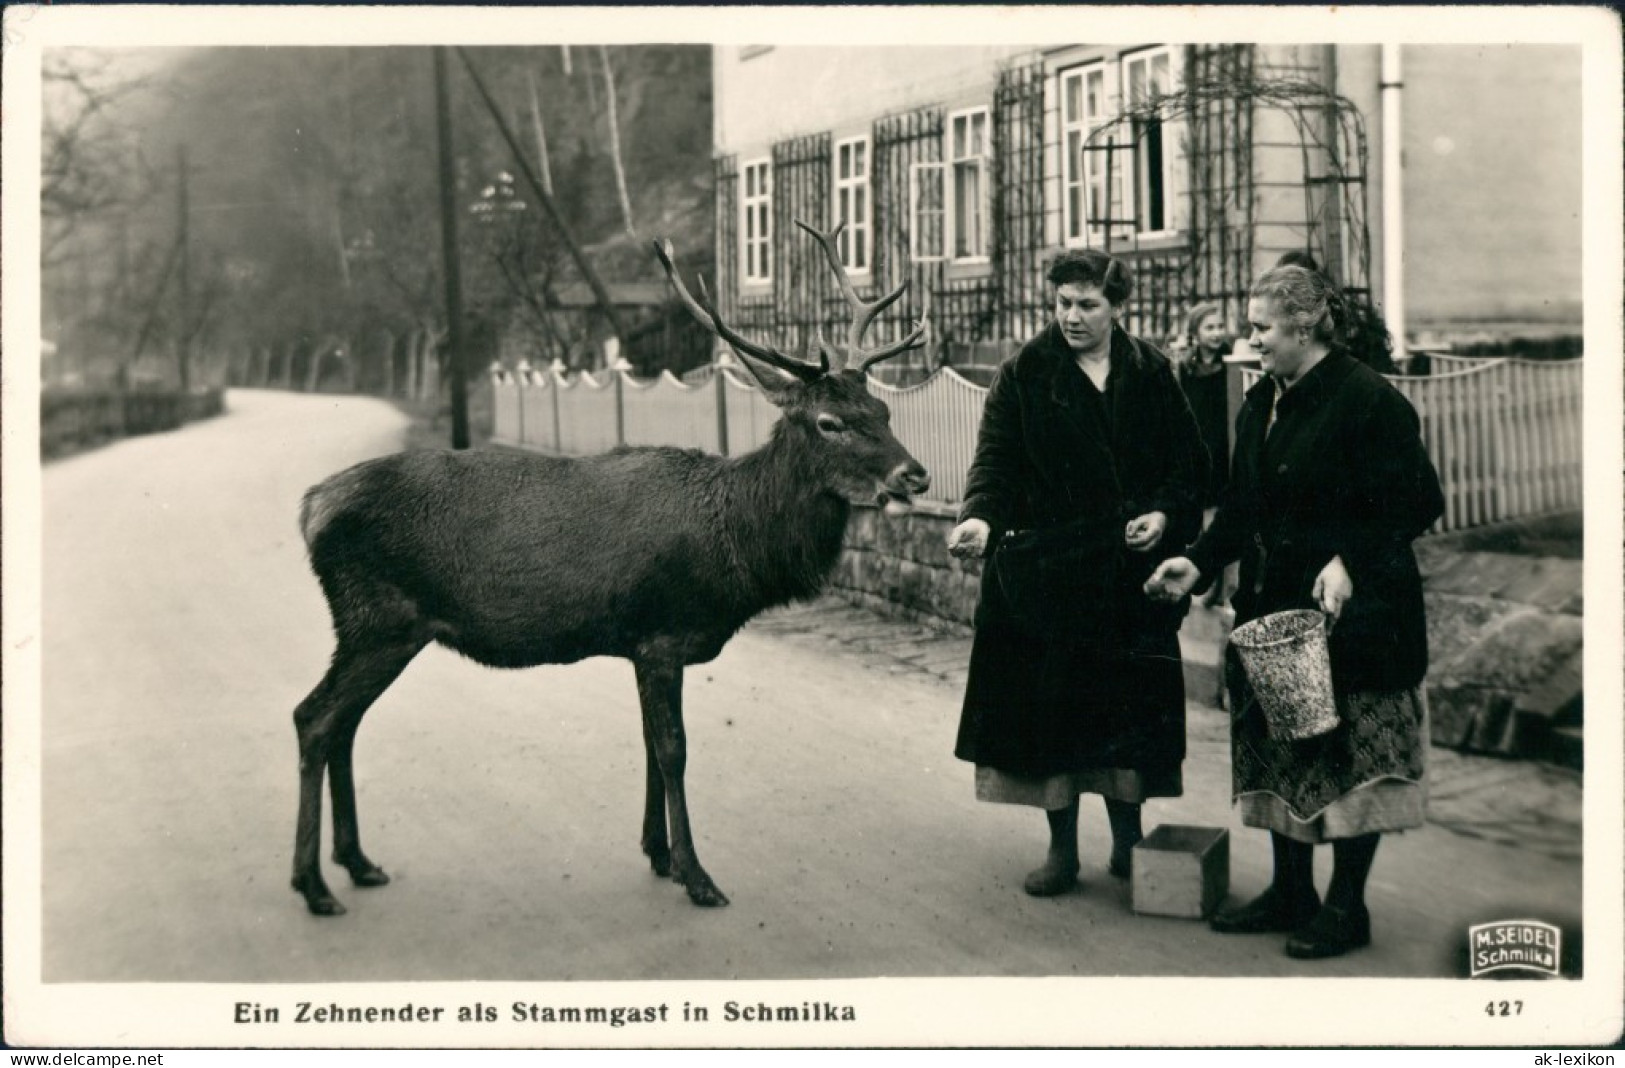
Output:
[634, 657, 727, 907]
[292, 639, 422, 916]
[328, 711, 391, 888]
[640, 729, 671, 877]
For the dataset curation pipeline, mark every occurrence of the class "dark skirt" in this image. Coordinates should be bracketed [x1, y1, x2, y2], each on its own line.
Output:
[1225, 647, 1427, 841]
[955, 582, 1188, 783]
[1179, 365, 1229, 508]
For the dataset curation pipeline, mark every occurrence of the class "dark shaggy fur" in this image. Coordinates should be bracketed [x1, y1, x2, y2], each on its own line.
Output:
[289, 370, 927, 915]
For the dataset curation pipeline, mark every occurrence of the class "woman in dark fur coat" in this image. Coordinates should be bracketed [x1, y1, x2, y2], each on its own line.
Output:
[1148, 264, 1443, 959]
[947, 250, 1207, 897]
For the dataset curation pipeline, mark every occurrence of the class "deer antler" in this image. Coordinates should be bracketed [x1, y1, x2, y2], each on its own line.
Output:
[652, 239, 826, 383]
[795, 220, 929, 375]
[855, 286, 933, 375]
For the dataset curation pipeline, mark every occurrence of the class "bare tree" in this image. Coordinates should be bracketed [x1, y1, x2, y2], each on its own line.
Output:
[596, 45, 636, 238]
[41, 51, 157, 265]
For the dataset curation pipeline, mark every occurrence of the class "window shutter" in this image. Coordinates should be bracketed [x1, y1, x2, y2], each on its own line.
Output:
[910, 162, 947, 262]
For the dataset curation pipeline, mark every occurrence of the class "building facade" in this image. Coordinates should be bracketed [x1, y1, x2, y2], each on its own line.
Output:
[707, 42, 1581, 377]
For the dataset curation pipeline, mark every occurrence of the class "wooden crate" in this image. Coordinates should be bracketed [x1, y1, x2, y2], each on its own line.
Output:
[1132, 825, 1229, 920]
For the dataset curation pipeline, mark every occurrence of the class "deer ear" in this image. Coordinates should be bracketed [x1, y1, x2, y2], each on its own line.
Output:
[731, 349, 799, 405]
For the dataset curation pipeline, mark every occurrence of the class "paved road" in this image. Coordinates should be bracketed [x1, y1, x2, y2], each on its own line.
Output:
[753, 603, 1586, 864]
[31, 390, 1586, 992]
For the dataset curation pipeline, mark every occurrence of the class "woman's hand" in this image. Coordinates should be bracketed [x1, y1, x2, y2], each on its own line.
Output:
[1124, 511, 1168, 552]
[947, 518, 992, 560]
[1145, 556, 1202, 602]
[1313, 555, 1353, 620]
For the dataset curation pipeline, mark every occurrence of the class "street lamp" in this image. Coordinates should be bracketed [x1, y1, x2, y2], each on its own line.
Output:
[340, 229, 386, 394]
[469, 171, 527, 226]
[343, 228, 380, 264]
[469, 171, 530, 372]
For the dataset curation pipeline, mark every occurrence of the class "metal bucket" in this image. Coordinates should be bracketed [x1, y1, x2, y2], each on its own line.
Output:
[1230, 609, 1338, 740]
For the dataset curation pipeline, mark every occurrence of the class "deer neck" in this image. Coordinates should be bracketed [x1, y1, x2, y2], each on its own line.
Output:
[719, 427, 851, 606]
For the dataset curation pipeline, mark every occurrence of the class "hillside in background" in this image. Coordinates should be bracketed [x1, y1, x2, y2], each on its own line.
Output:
[42, 45, 715, 386]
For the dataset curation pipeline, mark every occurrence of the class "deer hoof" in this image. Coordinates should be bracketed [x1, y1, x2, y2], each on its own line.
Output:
[335, 853, 391, 887]
[292, 874, 348, 916]
[307, 896, 348, 917]
[644, 845, 672, 878]
[683, 878, 730, 908]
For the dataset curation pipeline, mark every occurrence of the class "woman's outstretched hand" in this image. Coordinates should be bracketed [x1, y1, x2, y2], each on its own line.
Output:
[1145, 556, 1202, 602]
[947, 518, 992, 560]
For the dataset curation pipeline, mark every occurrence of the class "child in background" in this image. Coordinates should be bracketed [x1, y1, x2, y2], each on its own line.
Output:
[1175, 302, 1232, 510]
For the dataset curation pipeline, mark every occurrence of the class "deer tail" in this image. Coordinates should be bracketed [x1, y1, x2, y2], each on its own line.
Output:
[299, 464, 372, 549]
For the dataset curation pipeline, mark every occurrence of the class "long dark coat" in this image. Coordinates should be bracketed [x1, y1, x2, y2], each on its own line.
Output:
[953, 323, 1208, 779]
[1186, 351, 1444, 693]
[1177, 358, 1230, 508]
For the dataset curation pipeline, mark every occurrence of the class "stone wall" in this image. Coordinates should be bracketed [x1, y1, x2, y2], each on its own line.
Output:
[41, 388, 226, 460]
[830, 501, 979, 633]
[828, 502, 1587, 768]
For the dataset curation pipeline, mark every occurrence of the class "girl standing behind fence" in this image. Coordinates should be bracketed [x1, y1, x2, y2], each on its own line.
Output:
[1174, 301, 1234, 512]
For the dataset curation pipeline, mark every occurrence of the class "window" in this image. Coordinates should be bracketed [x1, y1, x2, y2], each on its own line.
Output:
[1061, 62, 1123, 245]
[741, 159, 771, 284]
[909, 109, 991, 266]
[949, 108, 990, 261]
[1060, 47, 1182, 245]
[834, 136, 871, 273]
[1122, 47, 1178, 235]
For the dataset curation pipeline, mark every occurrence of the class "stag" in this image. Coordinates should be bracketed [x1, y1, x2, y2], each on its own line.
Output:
[290, 220, 930, 914]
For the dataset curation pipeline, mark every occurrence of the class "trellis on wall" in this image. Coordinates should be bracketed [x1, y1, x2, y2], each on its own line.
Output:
[992, 58, 1050, 345]
[709, 137, 839, 361]
[872, 105, 951, 384]
[1083, 45, 1375, 340]
[1184, 44, 1257, 337]
[707, 46, 1372, 370]
[713, 153, 740, 330]
[768, 132, 834, 355]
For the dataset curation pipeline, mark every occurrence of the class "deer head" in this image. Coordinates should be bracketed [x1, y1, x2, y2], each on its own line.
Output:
[653, 221, 931, 515]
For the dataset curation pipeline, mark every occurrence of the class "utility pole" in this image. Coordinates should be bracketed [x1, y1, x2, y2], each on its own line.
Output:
[433, 47, 471, 449]
[116, 213, 132, 388]
[177, 144, 192, 392]
[1380, 45, 1407, 365]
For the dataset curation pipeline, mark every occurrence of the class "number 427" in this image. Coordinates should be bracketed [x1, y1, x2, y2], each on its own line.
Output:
[1486, 1000, 1524, 1016]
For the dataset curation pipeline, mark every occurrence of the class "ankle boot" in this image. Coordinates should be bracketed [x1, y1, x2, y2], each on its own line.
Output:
[1285, 903, 1371, 958]
[1104, 799, 1142, 879]
[1024, 800, 1080, 896]
[1212, 834, 1319, 933]
[1210, 884, 1322, 934]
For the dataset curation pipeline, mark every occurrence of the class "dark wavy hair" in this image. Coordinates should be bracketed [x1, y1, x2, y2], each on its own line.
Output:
[1047, 249, 1134, 306]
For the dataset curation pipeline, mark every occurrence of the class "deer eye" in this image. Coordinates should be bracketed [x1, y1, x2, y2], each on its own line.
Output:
[816, 414, 847, 435]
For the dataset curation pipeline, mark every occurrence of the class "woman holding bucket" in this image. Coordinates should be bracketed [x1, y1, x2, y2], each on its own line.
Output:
[947, 250, 1207, 897]
[1146, 264, 1443, 959]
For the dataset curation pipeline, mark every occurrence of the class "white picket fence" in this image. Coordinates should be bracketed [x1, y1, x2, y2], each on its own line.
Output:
[866, 368, 991, 507]
[1239, 356, 1584, 533]
[492, 355, 1583, 534]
